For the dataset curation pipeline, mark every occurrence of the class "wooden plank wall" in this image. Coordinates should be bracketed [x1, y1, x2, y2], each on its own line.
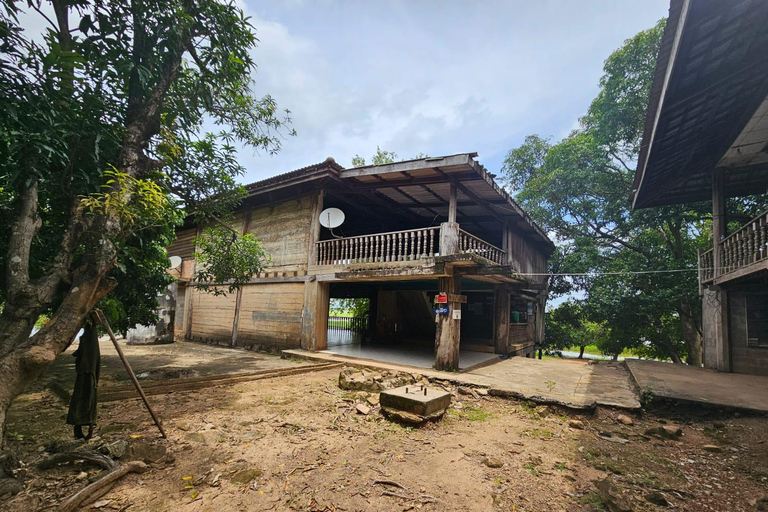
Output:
[236, 282, 304, 350]
[507, 229, 547, 283]
[167, 228, 197, 259]
[189, 289, 237, 343]
[245, 196, 314, 273]
[183, 195, 315, 350]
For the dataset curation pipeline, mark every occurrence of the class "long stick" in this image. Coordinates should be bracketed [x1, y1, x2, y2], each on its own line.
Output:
[93, 309, 167, 438]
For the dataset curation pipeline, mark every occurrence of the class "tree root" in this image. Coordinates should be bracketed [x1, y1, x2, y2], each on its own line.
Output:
[37, 451, 116, 471]
[58, 461, 147, 512]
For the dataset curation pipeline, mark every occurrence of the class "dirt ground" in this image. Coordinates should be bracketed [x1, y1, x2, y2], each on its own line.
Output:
[3, 366, 768, 511]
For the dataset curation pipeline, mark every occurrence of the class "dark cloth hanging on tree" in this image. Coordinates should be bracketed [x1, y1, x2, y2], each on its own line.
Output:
[66, 322, 101, 439]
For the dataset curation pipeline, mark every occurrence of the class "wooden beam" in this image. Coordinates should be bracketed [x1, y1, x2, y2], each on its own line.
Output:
[339, 153, 475, 178]
[448, 184, 458, 223]
[494, 287, 510, 354]
[353, 172, 481, 190]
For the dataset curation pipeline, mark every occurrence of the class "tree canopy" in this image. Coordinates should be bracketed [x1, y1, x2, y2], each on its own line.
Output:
[503, 19, 709, 364]
[0, 0, 292, 439]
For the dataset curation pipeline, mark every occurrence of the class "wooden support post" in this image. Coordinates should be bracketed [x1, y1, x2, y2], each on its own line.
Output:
[439, 222, 460, 256]
[493, 287, 510, 354]
[712, 169, 726, 279]
[308, 189, 324, 267]
[434, 275, 461, 371]
[301, 279, 330, 351]
[448, 183, 458, 223]
[93, 310, 167, 438]
[711, 168, 731, 372]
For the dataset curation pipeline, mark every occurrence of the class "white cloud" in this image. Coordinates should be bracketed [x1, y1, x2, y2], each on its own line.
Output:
[231, 0, 669, 181]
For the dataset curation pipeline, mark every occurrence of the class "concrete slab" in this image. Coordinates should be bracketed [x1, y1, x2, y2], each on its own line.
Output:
[380, 385, 451, 418]
[626, 359, 768, 413]
[320, 343, 499, 371]
[283, 349, 642, 410]
[469, 357, 641, 410]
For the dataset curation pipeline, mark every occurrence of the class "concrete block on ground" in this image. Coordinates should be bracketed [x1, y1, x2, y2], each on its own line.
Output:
[380, 385, 451, 423]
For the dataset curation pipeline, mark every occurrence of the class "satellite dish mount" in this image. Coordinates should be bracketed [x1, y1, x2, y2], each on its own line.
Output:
[319, 207, 345, 238]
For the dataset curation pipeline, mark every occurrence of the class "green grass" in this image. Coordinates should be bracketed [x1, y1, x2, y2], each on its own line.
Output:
[448, 406, 496, 422]
[565, 345, 634, 358]
[577, 491, 606, 509]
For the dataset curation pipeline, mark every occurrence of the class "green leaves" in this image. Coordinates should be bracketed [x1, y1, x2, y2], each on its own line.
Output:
[501, 18, 707, 363]
[193, 228, 269, 296]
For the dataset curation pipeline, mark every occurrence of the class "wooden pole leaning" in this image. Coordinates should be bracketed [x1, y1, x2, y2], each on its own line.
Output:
[92, 309, 167, 438]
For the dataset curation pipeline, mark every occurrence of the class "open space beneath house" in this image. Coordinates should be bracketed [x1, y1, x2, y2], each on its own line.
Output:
[322, 341, 499, 371]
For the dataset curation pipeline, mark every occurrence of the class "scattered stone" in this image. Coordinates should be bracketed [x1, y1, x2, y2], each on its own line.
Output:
[476, 388, 489, 396]
[125, 440, 171, 464]
[599, 433, 630, 445]
[0, 477, 23, 498]
[483, 457, 504, 468]
[230, 468, 262, 484]
[595, 477, 632, 512]
[617, 415, 634, 426]
[356, 404, 371, 415]
[702, 445, 723, 453]
[366, 395, 380, 407]
[569, 419, 585, 430]
[104, 440, 128, 459]
[458, 387, 480, 399]
[185, 430, 223, 445]
[338, 367, 417, 392]
[644, 426, 682, 440]
[534, 405, 550, 418]
[644, 491, 669, 507]
[92, 499, 112, 508]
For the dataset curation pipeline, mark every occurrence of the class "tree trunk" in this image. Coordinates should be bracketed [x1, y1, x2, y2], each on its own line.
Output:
[678, 301, 703, 366]
[0, 269, 115, 446]
[667, 349, 683, 364]
[578, 345, 585, 359]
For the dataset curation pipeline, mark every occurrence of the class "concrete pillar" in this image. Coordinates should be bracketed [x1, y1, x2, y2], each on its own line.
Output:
[435, 275, 461, 371]
[301, 279, 329, 351]
[493, 287, 510, 354]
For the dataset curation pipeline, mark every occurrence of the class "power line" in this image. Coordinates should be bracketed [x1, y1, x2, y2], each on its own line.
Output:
[517, 268, 704, 277]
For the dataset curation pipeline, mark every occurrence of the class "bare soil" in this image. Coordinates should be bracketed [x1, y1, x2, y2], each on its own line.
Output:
[3, 367, 768, 511]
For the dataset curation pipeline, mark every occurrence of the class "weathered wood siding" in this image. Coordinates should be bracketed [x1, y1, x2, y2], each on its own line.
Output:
[189, 289, 237, 343]
[175, 285, 186, 335]
[167, 228, 196, 259]
[246, 196, 314, 273]
[508, 229, 547, 282]
[235, 282, 304, 350]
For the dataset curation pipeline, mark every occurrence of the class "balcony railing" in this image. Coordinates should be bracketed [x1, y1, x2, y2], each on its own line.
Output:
[315, 225, 508, 267]
[316, 226, 439, 266]
[699, 209, 768, 284]
[459, 229, 506, 266]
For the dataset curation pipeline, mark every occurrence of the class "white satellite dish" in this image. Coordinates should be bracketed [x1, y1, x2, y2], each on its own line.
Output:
[319, 207, 345, 229]
[168, 256, 182, 269]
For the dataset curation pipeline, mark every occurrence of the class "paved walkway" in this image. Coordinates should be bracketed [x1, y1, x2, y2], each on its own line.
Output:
[626, 359, 768, 413]
[282, 349, 641, 410]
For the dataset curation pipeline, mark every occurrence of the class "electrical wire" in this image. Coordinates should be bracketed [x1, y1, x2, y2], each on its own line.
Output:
[516, 268, 709, 277]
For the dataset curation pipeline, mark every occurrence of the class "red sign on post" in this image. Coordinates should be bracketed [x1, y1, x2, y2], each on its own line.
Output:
[435, 293, 448, 304]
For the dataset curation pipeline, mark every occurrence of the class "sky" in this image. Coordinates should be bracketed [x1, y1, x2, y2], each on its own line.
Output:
[236, 0, 670, 184]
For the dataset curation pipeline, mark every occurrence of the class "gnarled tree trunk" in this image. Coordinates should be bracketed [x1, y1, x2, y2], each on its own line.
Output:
[678, 300, 703, 366]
